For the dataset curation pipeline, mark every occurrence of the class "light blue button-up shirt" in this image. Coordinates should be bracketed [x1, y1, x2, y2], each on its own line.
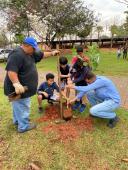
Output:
[75, 76, 121, 104]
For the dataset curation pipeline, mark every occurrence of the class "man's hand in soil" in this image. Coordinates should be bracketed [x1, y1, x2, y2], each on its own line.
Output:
[13, 82, 25, 94]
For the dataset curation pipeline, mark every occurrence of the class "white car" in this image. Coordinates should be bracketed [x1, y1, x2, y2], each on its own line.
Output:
[0, 49, 13, 61]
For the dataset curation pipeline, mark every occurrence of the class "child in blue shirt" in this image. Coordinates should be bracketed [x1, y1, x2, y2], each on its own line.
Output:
[37, 73, 59, 113]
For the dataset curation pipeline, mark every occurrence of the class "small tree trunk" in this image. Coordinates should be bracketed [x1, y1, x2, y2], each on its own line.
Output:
[111, 39, 113, 48]
[57, 55, 63, 118]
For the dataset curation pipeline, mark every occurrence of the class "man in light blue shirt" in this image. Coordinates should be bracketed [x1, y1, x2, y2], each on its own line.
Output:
[67, 72, 121, 128]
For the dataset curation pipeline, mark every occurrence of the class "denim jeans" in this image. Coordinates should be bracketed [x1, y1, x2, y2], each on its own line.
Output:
[86, 91, 120, 119]
[12, 97, 31, 132]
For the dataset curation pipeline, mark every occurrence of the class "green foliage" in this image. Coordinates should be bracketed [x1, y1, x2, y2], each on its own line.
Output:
[9, 14, 30, 35]
[87, 43, 100, 71]
[0, 32, 8, 47]
[0, 0, 94, 41]
[96, 25, 103, 39]
[14, 34, 25, 44]
[110, 24, 119, 37]
[71, 47, 77, 56]
[35, 49, 128, 76]
[39, 0, 94, 41]
[123, 10, 128, 35]
[77, 26, 92, 38]
[109, 24, 127, 38]
[0, 0, 31, 36]
[109, 9, 128, 38]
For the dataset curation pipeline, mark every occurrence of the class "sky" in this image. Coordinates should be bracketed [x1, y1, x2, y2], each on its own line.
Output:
[1, 0, 128, 39]
[85, 0, 127, 26]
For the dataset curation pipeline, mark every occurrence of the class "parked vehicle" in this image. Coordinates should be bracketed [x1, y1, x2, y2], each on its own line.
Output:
[0, 49, 13, 62]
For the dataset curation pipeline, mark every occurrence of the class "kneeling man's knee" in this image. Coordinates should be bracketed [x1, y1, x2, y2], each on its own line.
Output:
[90, 107, 96, 116]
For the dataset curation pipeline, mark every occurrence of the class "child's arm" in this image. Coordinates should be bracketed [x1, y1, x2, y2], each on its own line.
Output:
[72, 73, 85, 84]
[37, 83, 47, 95]
[54, 82, 59, 92]
[60, 74, 70, 78]
[40, 91, 49, 98]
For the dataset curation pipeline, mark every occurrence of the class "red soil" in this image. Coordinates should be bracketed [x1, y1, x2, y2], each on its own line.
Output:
[37, 105, 60, 122]
[37, 105, 93, 142]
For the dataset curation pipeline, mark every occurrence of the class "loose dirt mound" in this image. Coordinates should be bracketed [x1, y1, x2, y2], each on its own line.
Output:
[38, 105, 60, 122]
[37, 105, 93, 142]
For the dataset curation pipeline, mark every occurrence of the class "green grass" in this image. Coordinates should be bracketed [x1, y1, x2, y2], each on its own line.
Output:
[1, 49, 128, 76]
[96, 50, 128, 76]
[0, 49, 128, 169]
[35, 49, 128, 76]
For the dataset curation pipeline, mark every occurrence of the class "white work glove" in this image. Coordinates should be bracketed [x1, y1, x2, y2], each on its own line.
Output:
[13, 82, 25, 94]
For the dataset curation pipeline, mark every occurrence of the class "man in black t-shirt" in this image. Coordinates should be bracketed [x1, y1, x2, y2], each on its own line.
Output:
[4, 37, 44, 133]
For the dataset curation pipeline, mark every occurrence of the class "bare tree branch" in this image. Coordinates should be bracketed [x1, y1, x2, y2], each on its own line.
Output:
[115, 0, 128, 5]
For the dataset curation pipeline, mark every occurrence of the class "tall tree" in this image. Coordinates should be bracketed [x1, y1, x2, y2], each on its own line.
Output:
[123, 11, 128, 34]
[96, 26, 103, 39]
[110, 24, 118, 48]
[0, 32, 8, 47]
[0, 0, 94, 44]
[37, 0, 94, 43]
[0, 0, 32, 37]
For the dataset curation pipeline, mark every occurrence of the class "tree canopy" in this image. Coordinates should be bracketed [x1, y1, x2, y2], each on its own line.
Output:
[0, 0, 94, 43]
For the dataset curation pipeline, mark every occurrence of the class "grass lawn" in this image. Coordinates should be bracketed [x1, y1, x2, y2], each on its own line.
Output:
[0, 49, 128, 169]
[36, 49, 128, 76]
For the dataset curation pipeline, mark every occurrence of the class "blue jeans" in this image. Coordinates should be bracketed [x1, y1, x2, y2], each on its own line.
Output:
[12, 98, 30, 132]
[86, 91, 120, 119]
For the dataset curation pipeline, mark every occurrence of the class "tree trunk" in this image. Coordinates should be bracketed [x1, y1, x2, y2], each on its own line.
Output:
[111, 35, 113, 48]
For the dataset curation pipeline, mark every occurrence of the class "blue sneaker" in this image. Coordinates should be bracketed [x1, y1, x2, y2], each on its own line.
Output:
[72, 101, 81, 111]
[79, 104, 86, 113]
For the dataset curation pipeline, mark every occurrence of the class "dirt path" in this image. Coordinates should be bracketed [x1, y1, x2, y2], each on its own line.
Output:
[1, 66, 128, 109]
[109, 76, 128, 110]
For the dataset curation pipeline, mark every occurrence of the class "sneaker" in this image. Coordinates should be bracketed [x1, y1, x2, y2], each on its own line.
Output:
[18, 123, 37, 133]
[107, 116, 119, 128]
[14, 121, 18, 126]
[48, 100, 53, 105]
[14, 119, 31, 126]
[72, 101, 81, 111]
[79, 104, 86, 113]
[38, 107, 43, 113]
